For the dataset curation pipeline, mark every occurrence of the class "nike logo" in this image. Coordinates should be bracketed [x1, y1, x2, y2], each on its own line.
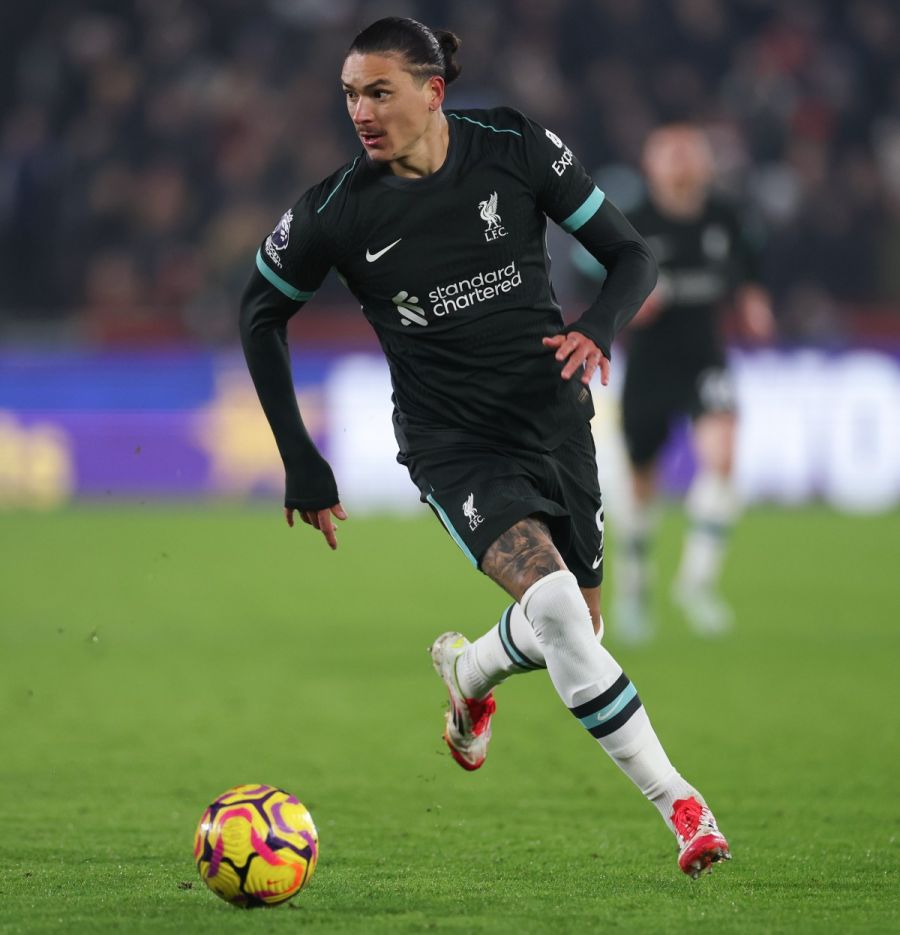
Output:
[365, 238, 402, 262]
[591, 554, 602, 570]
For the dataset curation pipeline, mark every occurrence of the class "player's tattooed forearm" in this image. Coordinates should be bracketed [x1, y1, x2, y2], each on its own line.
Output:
[482, 517, 565, 599]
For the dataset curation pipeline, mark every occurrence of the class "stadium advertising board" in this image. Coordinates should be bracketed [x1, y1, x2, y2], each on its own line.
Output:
[0, 349, 897, 513]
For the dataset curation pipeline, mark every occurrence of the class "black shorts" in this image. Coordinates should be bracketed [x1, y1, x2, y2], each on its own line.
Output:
[622, 351, 736, 467]
[399, 422, 605, 587]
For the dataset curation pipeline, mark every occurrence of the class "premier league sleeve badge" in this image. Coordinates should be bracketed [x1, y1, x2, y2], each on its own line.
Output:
[264, 209, 293, 268]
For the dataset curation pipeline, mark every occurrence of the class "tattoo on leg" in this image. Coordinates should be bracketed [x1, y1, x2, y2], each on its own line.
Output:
[482, 517, 566, 602]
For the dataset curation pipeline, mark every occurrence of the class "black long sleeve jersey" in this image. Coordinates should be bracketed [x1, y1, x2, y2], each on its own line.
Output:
[241, 107, 656, 509]
[626, 196, 764, 364]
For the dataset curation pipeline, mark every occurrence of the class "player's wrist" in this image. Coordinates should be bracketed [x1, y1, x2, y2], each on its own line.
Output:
[284, 456, 339, 512]
[561, 321, 612, 360]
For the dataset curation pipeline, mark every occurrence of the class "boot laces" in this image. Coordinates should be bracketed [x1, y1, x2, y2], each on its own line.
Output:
[671, 796, 706, 843]
[464, 693, 496, 736]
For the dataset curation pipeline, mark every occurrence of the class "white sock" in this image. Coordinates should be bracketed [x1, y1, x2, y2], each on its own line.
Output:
[456, 604, 546, 699]
[616, 499, 657, 602]
[522, 570, 698, 832]
[677, 472, 739, 590]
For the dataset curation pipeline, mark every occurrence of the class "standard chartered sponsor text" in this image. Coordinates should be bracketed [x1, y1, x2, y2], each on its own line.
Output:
[428, 261, 522, 317]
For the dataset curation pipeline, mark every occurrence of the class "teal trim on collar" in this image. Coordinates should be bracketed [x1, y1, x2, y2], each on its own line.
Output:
[447, 113, 522, 136]
[317, 156, 360, 214]
[255, 250, 315, 302]
[561, 186, 606, 233]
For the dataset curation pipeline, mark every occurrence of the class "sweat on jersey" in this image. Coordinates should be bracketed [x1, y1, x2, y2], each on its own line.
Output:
[240, 107, 656, 511]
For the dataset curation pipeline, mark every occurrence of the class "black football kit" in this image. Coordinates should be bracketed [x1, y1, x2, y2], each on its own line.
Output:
[240, 107, 657, 584]
[619, 196, 763, 466]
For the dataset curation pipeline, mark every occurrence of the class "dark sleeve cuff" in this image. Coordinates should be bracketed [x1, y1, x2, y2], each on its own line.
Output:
[284, 456, 339, 511]
[561, 319, 614, 360]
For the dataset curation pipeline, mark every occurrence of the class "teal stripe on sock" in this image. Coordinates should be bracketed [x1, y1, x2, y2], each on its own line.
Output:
[498, 607, 519, 662]
[498, 607, 530, 669]
[577, 682, 638, 729]
[426, 494, 478, 567]
[499, 606, 544, 670]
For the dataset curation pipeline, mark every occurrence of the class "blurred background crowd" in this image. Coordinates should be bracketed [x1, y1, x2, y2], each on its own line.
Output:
[2, 0, 899, 346]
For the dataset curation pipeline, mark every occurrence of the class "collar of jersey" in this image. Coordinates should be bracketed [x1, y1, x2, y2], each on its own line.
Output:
[369, 113, 459, 191]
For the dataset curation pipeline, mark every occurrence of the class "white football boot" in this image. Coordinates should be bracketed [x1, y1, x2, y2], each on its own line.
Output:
[430, 632, 496, 771]
[671, 795, 732, 878]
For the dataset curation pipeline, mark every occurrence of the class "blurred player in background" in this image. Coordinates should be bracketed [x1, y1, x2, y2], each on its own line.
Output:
[614, 125, 776, 642]
[241, 18, 731, 877]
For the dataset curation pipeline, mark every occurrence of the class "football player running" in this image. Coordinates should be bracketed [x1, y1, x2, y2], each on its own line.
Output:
[241, 17, 731, 878]
[609, 125, 775, 642]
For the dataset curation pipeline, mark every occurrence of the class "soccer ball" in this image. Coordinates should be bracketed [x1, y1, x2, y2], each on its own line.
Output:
[193, 784, 318, 907]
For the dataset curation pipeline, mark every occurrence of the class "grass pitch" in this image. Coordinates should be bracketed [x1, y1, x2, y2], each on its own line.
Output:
[1, 504, 897, 934]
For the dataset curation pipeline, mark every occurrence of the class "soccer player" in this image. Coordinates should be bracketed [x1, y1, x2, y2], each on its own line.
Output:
[609, 125, 775, 642]
[240, 17, 731, 878]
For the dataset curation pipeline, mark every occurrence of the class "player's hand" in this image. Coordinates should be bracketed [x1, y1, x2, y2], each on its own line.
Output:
[543, 331, 610, 386]
[284, 502, 348, 550]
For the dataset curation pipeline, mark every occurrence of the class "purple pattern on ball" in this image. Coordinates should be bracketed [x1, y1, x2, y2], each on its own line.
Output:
[270, 800, 294, 835]
[300, 830, 318, 860]
[208, 835, 225, 877]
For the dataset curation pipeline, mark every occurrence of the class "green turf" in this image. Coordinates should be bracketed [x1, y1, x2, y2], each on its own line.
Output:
[1, 504, 898, 934]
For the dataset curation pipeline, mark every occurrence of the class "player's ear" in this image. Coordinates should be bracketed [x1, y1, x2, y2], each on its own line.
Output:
[426, 74, 445, 111]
